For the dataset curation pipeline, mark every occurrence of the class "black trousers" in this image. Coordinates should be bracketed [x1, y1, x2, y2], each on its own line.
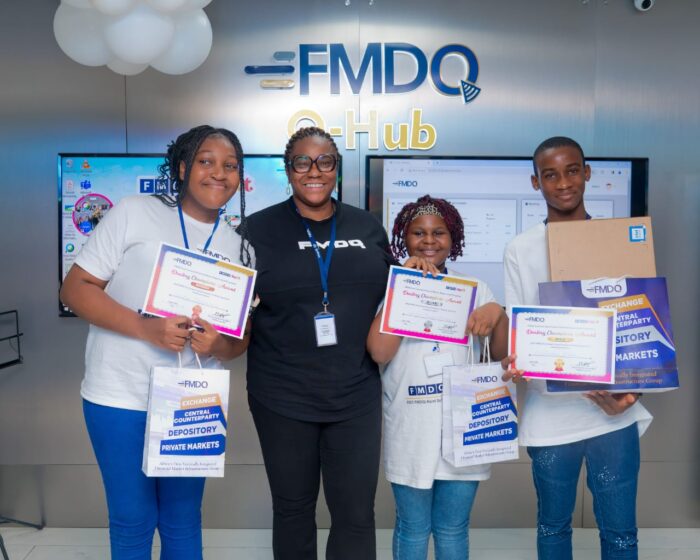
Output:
[249, 394, 382, 560]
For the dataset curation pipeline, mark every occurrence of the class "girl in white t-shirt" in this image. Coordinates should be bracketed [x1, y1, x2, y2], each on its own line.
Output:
[60, 125, 252, 560]
[367, 195, 509, 560]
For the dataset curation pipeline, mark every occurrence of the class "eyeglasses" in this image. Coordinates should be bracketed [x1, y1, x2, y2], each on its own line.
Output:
[289, 154, 338, 173]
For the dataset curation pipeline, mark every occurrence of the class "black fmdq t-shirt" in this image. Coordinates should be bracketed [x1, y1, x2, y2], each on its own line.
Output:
[246, 198, 393, 422]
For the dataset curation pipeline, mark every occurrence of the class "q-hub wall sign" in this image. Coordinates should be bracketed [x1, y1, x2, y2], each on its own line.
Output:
[245, 42, 481, 151]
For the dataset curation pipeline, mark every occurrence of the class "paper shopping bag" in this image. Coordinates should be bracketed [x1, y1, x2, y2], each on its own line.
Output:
[142, 363, 229, 477]
[442, 358, 518, 467]
[539, 277, 679, 393]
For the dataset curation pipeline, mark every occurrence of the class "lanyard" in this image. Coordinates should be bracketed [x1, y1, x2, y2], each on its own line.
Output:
[178, 204, 220, 253]
[295, 205, 336, 311]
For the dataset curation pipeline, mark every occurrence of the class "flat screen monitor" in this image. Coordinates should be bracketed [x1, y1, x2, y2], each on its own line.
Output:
[59, 153, 341, 315]
[366, 155, 648, 302]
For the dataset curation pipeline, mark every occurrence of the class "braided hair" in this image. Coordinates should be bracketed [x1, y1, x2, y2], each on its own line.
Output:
[157, 125, 252, 267]
[390, 195, 465, 261]
[283, 126, 340, 173]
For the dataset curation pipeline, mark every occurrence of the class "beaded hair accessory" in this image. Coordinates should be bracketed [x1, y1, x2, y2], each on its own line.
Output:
[411, 203, 443, 221]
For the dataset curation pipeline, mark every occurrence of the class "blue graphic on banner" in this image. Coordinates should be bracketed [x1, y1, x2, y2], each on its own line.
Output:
[173, 406, 227, 429]
[463, 422, 518, 446]
[471, 397, 517, 419]
[160, 434, 226, 456]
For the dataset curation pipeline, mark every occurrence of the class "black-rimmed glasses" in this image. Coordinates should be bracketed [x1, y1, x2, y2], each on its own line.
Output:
[289, 153, 338, 173]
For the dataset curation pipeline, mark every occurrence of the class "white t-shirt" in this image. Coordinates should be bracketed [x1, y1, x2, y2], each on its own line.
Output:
[503, 222, 652, 447]
[382, 275, 496, 489]
[75, 195, 249, 411]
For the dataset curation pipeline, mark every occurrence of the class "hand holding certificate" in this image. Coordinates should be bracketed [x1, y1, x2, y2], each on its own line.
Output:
[380, 265, 478, 345]
[509, 305, 616, 384]
[143, 243, 257, 339]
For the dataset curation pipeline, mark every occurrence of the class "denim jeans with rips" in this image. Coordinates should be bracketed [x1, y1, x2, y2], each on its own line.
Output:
[528, 422, 640, 560]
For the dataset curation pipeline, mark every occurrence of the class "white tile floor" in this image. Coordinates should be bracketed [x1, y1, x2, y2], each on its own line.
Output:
[1, 527, 699, 559]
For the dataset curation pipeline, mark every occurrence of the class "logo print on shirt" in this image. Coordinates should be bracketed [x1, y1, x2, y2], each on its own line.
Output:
[298, 240, 367, 250]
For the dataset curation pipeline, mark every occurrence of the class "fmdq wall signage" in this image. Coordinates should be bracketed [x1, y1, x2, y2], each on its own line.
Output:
[245, 42, 481, 151]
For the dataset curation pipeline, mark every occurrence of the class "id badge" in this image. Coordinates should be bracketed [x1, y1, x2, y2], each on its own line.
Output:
[423, 350, 455, 377]
[314, 312, 338, 347]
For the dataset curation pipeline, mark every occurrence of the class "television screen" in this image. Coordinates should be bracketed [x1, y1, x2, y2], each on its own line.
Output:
[59, 153, 338, 315]
[366, 156, 648, 302]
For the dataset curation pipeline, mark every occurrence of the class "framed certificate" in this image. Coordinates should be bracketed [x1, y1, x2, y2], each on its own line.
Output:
[143, 243, 257, 339]
[509, 305, 616, 383]
[380, 265, 478, 345]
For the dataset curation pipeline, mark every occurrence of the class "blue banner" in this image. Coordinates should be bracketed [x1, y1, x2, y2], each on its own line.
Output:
[463, 422, 518, 446]
[160, 434, 226, 456]
[471, 396, 517, 419]
[173, 405, 227, 429]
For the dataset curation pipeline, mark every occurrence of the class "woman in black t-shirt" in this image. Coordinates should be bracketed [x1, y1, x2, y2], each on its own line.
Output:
[246, 127, 392, 560]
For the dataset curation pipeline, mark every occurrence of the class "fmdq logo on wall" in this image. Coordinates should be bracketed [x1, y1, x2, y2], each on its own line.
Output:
[244, 42, 481, 151]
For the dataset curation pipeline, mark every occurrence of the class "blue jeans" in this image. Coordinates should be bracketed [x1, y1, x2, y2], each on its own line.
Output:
[83, 400, 206, 560]
[528, 422, 640, 560]
[391, 480, 479, 560]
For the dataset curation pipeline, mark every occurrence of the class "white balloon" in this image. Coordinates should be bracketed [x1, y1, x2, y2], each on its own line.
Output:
[61, 0, 93, 8]
[146, 0, 189, 12]
[54, 4, 111, 67]
[90, 0, 137, 16]
[108, 58, 149, 75]
[151, 9, 212, 75]
[105, 4, 175, 64]
[183, 0, 212, 9]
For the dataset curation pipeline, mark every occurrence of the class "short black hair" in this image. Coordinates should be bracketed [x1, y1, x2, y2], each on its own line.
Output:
[532, 136, 586, 175]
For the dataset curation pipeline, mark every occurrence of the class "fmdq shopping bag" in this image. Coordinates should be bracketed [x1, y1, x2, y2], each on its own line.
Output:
[539, 277, 679, 393]
[143, 355, 229, 477]
[442, 341, 519, 467]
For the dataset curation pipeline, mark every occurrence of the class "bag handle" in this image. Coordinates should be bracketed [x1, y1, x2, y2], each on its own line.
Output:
[466, 336, 475, 368]
[467, 335, 491, 367]
[482, 336, 491, 364]
[177, 348, 203, 370]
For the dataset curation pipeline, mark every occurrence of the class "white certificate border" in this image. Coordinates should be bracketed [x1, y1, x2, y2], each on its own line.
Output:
[508, 304, 617, 383]
[142, 242, 256, 339]
[379, 265, 478, 345]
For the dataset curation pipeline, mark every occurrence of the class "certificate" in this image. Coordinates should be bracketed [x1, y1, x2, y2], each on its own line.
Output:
[380, 265, 478, 345]
[143, 243, 256, 339]
[509, 305, 616, 383]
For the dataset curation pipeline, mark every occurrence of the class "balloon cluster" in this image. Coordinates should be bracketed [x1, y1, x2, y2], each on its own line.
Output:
[53, 0, 214, 76]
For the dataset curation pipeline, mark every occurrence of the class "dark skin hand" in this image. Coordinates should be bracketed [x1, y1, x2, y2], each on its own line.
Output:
[61, 264, 249, 359]
[584, 391, 640, 415]
[367, 257, 508, 364]
[501, 354, 641, 415]
[60, 263, 192, 352]
[190, 314, 250, 361]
